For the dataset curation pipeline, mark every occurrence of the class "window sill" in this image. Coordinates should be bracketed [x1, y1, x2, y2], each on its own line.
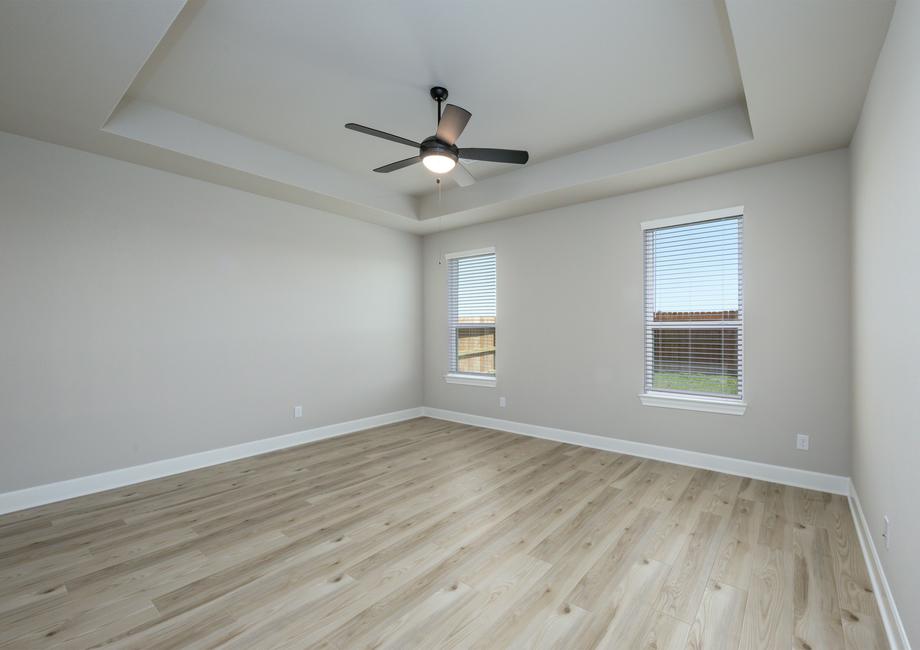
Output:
[639, 392, 747, 415]
[444, 373, 496, 387]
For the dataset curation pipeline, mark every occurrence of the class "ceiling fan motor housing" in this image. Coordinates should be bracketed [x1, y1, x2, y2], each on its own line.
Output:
[420, 136, 458, 164]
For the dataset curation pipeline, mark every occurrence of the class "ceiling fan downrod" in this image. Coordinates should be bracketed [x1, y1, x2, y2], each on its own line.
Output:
[430, 86, 449, 124]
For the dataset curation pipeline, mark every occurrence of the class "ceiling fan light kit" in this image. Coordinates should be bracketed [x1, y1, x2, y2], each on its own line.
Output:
[420, 138, 458, 174]
[345, 86, 529, 187]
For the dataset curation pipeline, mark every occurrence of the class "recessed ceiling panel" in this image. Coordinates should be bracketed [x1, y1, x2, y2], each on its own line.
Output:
[129, 0, 743, 195]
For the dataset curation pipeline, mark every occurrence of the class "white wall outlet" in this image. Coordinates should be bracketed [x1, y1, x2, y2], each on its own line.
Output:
[796, 433, 810, 450]
[882, 515, 890, 549]
[499, 396, 506, 408]
[294, 405, 303, 418]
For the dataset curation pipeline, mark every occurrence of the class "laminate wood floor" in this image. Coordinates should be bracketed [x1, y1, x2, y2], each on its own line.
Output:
[0, 418, 886, 649]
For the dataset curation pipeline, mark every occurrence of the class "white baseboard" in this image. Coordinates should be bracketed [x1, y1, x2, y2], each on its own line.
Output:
[0, 407, 424, 516]
[422, 407, 850, 495]
[848, 479, 912, 650]
[0, 404, 849, 510]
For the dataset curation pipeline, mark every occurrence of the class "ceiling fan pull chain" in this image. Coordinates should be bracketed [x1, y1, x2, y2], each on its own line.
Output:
[436, 178, 443, 264]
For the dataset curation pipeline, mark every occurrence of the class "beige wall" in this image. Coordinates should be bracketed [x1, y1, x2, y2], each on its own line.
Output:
[0, 132, 423, 492]
[424, 149, 852, 475]
[0, 136, 855, 490]
[851, 0, 919, 641]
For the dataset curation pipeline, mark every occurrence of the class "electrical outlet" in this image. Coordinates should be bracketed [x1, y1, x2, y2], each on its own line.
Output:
[882, 515, 890, 549]
[294, 405, 303, 418]
[499, 396, 506, 408]
[796, 433, 809, 450]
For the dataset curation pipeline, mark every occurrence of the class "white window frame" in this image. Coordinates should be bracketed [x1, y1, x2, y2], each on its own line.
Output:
[444, 247, 497, 387]
[638, 206, 747, 415]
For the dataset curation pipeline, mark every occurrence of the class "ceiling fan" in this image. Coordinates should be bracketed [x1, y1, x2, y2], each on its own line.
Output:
[345, 86, 529, 187]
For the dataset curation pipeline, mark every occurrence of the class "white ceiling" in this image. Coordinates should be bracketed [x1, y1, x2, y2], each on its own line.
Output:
[0, 0, 894, 233]
[130, 0, 744, 196]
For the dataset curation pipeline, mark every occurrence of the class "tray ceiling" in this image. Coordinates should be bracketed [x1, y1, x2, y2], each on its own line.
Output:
[0, 0, 894, 233]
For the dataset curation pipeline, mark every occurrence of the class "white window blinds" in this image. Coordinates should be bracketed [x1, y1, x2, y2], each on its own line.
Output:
[447, 250, 496, 376]
[644, 214, 743, 399]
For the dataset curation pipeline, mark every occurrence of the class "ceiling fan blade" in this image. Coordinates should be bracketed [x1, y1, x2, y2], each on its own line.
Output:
[373, 156, 421, 173]
[345, 123, 420, 149]
[436, 104, 471, 145]
[460, 148, 529, 165]
[452, 163, 476, 187]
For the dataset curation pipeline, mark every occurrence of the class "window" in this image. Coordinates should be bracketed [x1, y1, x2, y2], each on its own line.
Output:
[446, 248, 496, 386]
[640, 208, 745, 414]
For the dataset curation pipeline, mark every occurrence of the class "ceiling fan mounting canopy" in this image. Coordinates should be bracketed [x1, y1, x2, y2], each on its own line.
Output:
[344, 86, 529, 187]
[429, 86, 449, 102]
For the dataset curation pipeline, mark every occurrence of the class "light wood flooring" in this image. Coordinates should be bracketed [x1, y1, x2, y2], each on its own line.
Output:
[0, 417, 886, 649]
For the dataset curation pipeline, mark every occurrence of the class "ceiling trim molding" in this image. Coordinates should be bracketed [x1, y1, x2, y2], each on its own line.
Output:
[103, 99, 419, 224]
[415, 104, 753, 226]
